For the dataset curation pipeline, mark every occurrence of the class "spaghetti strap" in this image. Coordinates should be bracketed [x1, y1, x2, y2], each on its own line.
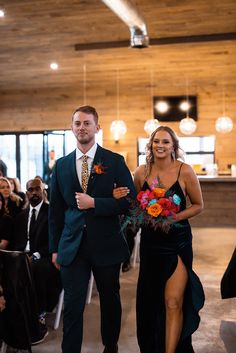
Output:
[177, 163, 183, 180]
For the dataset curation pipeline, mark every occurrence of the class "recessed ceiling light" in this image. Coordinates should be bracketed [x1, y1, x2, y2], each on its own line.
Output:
[0, 9, 5, 17]
[155, 100, 169, 114]
[50, 62, 59, 70]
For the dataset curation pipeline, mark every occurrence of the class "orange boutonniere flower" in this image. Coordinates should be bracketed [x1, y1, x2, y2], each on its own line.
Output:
[93, 163, 106, 175]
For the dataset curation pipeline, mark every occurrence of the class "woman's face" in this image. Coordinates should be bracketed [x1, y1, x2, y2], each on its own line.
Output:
[152, 130, 174, 159]
[0, 180, 11, 199]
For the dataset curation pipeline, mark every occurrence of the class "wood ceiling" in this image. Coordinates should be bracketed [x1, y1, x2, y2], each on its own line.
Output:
[0, 0, 236, 92]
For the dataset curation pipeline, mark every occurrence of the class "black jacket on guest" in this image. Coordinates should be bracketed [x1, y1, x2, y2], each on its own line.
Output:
[13, 202, 49, 257]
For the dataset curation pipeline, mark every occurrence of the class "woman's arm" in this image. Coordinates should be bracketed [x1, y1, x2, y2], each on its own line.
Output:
[176, 164, 204, 221]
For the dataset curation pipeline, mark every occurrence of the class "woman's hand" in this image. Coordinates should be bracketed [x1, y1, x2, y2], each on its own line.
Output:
[113, 186, 130, 199]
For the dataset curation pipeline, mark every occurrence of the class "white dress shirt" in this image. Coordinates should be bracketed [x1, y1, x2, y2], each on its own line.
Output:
[76, 143, 98, 186]
[25, 200, 44, 256]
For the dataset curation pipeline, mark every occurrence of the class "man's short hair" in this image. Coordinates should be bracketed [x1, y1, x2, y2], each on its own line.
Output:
[71, 105, 99, 124]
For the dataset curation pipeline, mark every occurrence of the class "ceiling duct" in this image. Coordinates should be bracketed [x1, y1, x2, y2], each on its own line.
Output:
[101, 0, 149, 48]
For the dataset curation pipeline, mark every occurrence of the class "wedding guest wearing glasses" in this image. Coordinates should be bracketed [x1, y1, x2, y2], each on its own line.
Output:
[49, 105, 136, 353]
[13, 178, 61, 333]
[114, 126, 205, 353]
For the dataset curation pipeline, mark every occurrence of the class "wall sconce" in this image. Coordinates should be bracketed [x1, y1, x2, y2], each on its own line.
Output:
[110, 120, 127, 143]
[144, 119, 160, 136]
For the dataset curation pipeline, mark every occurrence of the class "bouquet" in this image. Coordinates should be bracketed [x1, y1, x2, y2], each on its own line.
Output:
[123, 178, 181, 233]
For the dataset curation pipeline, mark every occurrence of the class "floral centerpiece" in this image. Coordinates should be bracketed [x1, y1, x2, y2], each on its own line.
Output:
[123, 178, 181, 233]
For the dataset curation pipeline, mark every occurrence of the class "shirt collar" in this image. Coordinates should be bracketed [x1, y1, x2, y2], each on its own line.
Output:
[76, 143, 98, 160]
[30, 200, 43, 214]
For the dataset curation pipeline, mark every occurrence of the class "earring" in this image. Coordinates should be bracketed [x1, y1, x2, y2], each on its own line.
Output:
[171, 151, 175, 160]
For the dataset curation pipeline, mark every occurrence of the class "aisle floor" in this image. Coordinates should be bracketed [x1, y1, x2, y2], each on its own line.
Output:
[8, 227, 236, 353]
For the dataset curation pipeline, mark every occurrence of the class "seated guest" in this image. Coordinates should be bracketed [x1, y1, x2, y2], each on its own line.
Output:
[0, 193, 13, 250]
[0, 177, 24, 218]
[8, 177, 26, 205]
[13, 178, 61, 328]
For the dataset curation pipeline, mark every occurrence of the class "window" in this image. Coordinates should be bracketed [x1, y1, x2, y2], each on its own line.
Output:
[0, 129, 103, 191]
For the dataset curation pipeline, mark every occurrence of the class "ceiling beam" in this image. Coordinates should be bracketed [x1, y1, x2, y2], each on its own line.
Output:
[74, 32, 236, 51]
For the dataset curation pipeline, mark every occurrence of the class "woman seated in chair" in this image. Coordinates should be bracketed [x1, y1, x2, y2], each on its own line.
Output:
[0, 193, 13, 250]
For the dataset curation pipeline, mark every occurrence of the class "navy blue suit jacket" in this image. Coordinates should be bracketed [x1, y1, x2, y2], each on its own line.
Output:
[49, 145, 136, 266]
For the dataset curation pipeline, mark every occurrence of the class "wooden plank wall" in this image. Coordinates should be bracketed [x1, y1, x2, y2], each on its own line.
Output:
[0, 82, 235, 173]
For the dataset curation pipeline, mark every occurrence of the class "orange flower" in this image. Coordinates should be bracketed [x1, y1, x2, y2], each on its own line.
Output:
[147, 203, 163, 217]
[93, 163, 105, 174]
[153, 187, 165, 198]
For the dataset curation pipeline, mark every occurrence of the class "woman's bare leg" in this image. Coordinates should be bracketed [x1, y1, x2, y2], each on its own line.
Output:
[165, 256, 188, 353]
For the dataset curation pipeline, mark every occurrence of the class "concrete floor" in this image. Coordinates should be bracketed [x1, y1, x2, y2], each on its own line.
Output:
[6, 227, 236, 353]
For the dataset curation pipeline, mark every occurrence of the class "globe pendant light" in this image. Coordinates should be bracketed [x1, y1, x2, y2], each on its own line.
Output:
[215, 84, 233, 133]
[215, 116, 233, 133]
[179, 78, 197, 135]
[144, 119, 160, 136]
[179, 115, 197, 135]
[144, 69, 160, 136]
[110, 69, 127, 143]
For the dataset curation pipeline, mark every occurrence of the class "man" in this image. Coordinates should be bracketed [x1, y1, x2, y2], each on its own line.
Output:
[49, 105, 136, 353]
[14, 178, 61, 335]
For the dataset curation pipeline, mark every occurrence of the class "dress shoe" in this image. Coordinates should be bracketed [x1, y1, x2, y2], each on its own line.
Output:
[103, 344, 118, 353]
[122, 260, 131, 272]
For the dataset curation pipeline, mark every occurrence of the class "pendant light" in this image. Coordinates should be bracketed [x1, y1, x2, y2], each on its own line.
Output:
[179, 79, 197, 135]
[144, 69, 160, 136]
[215, 83, 233, 133]
[110, 69, 127, 143]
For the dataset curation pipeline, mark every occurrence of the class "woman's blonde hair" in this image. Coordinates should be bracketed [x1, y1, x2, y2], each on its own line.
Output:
[145, 126, 183, 177]
[0, 177, 23, 209]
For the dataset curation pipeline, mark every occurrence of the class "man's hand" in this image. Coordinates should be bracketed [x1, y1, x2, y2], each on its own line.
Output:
[75, 192, 95, 210]
[52, 252, 60, 270]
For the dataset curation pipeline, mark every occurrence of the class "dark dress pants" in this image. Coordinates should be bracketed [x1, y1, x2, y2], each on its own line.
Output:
[60, 248, 122, 353]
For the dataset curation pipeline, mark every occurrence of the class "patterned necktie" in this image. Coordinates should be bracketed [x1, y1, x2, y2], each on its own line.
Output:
[81, 155, 89, 193]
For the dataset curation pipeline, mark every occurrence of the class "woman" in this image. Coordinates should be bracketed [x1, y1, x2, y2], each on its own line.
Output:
[114, 126, 205, 353]
[0, 192, 13, 249]
[8, 177, 26, 205]
[0, 177, 24, 218]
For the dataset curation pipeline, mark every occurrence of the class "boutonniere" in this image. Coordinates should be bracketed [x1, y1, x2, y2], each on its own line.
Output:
[92, 162, 106, 175]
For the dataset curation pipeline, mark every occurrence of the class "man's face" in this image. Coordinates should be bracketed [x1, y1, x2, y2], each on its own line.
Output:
[26, 179, 44, 207]
[71, 111, 100, 146]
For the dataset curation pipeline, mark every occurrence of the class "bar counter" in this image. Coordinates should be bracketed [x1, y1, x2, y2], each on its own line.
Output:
[189, 176, 236, 227]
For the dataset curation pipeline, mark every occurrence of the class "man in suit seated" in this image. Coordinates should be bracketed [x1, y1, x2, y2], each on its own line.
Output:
[13, 178, 61, 331]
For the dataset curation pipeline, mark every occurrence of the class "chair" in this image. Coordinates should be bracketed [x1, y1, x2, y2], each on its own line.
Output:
[132, 228, 141, 268]
[0, 249, 43, 353]
[53, 272, 94, 330]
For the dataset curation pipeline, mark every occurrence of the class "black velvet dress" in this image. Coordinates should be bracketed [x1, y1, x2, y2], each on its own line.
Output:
[136, 175, 205, 353]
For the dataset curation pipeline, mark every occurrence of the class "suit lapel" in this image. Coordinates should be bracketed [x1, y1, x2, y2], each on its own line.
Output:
[68, 150, 83, 192]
